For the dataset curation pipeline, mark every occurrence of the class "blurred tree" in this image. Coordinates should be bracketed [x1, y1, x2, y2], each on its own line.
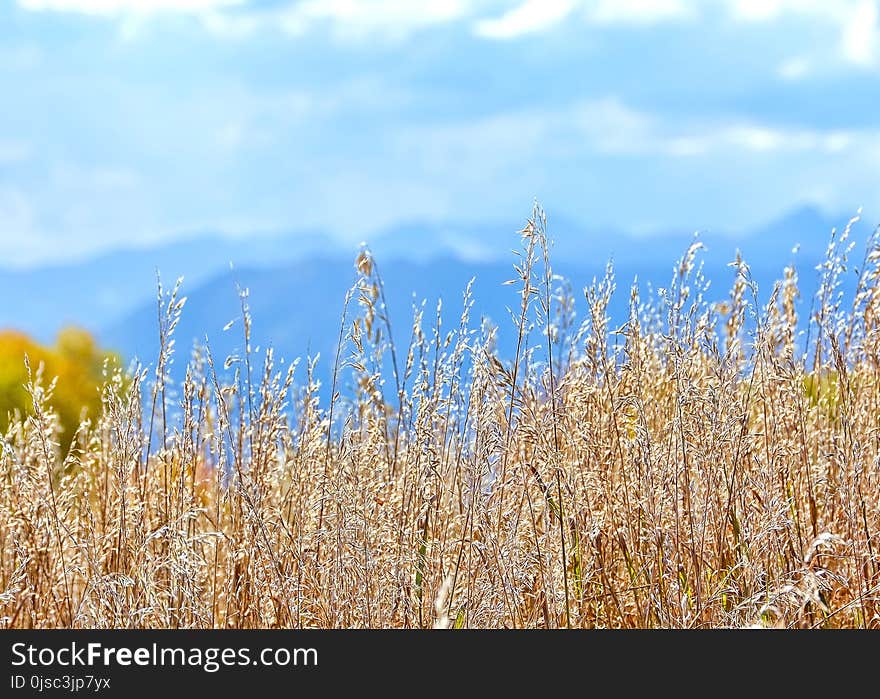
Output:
[0, 327, 122, 449]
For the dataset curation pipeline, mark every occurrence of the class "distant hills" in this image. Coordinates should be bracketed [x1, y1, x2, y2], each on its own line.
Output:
[1, 205, 872, 388]
[0, 229, 334, 345]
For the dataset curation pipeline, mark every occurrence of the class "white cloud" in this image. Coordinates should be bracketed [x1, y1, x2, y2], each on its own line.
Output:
[279, 0, 470, 38]
[728, 0, 880, 68]
[32, 0, 475, 40]
[652, 123, 857, 157]
[842, 0, 880, 65]
[778, 56, 811, 80]
[17, 0, 878, 67]
[726, 0, 862, 24]
[474, 0, 687, 39]
[729, 0, 788, 22]
[18, 0, 244, 15]
[198, 10, 262, 38]
[474, 0, 576, 40]
[13, 0, 880, 71]
[581, 105, 851, 157]
[568, 98, 656, 153]
[587, 0, 690, 25]
[398, 97, 871, 167]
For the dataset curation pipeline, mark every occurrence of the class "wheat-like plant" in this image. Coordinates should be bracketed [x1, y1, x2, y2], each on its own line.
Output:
[2, 204, 879, 629]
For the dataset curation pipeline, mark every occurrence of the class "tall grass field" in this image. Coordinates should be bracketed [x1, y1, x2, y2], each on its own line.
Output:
[2, 205, 880, 629]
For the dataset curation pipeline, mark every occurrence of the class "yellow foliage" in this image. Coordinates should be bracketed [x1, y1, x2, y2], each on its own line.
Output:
[0, 327, 122, 448]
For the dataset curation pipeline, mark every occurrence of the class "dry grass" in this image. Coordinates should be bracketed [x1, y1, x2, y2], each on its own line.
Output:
[3, 204, 880, 629]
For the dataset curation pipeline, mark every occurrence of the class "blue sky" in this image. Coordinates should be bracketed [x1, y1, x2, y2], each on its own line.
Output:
[1, 0, 880, 266]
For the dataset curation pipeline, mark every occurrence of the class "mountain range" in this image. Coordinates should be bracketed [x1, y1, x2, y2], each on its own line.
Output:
[1, 205, 872, 389]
